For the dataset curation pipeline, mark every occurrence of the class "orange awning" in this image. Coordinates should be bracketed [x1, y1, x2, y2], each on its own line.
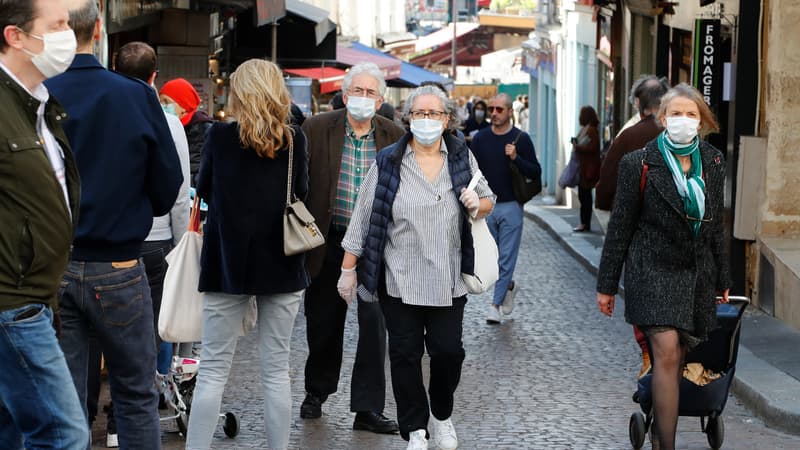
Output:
[284, 67, 347, 94]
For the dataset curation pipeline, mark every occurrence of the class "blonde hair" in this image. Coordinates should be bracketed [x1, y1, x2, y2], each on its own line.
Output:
[657, 83, 719, 137]
[227, 59, 293, 158]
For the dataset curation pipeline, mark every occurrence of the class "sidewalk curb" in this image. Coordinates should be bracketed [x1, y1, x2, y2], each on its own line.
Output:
[523, 203, 800, 435]
[732, 347, 800, 434]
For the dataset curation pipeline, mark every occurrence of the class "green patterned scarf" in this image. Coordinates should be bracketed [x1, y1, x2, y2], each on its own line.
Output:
[657, 132, 705, 237]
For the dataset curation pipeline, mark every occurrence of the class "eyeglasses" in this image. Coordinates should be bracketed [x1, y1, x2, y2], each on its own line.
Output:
[487, 106, 506, 113]
[686, 215, 712, 223]
[349, 87, 380, 98]
[410, 110, 446, 120]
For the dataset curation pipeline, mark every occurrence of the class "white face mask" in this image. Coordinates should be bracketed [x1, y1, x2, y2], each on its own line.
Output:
[474, 110, 485, 121]
[665, 116, 700, 144]
[410, 118, 444, 146]
[19, 29, 77, 79]
[346, 96, 376, 121]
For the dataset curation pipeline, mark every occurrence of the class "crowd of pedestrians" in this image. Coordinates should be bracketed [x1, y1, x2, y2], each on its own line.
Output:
[0, 1, 731, 449]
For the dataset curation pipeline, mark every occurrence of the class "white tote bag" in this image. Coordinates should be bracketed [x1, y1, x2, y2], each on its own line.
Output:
[461, 170, 499, 294]
[159, 197, 204, 343]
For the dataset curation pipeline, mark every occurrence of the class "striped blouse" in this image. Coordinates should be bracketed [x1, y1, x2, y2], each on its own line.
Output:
[342, 140, 495, 307]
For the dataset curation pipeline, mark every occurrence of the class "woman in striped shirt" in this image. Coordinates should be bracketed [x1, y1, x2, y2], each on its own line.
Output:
[338, 85, 495, 450]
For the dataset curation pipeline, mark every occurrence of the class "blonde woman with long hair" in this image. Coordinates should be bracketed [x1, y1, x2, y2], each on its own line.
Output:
[186, 59, 310, 450]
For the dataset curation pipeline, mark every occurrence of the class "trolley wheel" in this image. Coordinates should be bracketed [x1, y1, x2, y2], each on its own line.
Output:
[629, 412, 646, 449]
[223, 412, 239, 438]
[706, 415, 724, 449]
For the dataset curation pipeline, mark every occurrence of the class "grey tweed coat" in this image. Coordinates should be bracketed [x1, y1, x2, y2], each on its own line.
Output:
[597, 138, 731, 340]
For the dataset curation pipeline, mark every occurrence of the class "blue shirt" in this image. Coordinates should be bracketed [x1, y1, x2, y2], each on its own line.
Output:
[470, 126, 541, 203]
[46, 55, 182, 261]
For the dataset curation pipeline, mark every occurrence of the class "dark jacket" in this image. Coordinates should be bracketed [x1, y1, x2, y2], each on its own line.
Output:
[573, 125, 601, 189]
[0, 68, 80, 311]
[196, 122, 310, 295]
[46, 54, 182, 261]
[357, 132, 476, 296]
[186, 110, 214, 187]
[301, 108, 405, 278]
[470, 127, 541, 203]
[595, 116, 661, 210]
[597, 140, 731, 341]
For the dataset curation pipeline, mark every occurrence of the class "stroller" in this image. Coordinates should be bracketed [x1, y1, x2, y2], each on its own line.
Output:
[157, 355, 239, 439]
[628, 297, 749, 450]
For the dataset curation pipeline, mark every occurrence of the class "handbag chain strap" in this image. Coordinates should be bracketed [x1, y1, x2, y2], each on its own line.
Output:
[285, 133, 295, 207]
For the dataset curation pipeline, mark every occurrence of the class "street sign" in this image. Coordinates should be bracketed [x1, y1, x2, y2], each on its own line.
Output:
[693, 18, 722, 109]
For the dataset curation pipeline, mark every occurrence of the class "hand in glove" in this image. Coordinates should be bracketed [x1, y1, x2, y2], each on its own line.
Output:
[459, 188, 480, 218]
[337, 266, 358, 304]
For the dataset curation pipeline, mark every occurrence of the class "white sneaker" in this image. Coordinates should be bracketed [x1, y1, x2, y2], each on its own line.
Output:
[486, 304, 500, 324]
[106, 433, 119, 448]
[407, 429, 428, 450]
[430, 416, 458, 450]
[501, 281, 519, 315]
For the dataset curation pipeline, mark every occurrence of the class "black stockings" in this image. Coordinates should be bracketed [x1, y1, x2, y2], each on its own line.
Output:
[649, 330, 686, 450]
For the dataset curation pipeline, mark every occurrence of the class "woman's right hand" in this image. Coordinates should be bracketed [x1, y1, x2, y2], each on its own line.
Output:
[597, 293, 615, 317]
[337, 267, 357, 305]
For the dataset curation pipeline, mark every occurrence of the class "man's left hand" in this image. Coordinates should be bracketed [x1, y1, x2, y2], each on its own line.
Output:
[505, 143, 517, 160]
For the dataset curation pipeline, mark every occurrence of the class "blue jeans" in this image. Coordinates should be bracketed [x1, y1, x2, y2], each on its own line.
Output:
[186, 290, 303, 450]
[0, 303, 89, 450]
[486, 201, 524, 306]
[59, 261, 160, 450]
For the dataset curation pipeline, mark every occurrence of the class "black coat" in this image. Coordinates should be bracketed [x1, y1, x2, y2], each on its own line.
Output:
[597, 139, 731, 340]
[186, 110, 214, 187]
[196, 122, 310, 295]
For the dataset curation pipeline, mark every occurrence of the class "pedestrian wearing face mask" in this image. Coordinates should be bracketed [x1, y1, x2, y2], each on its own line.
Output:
[463, 99, 489, 139]
[596, 83, 730, 450]
[159, 78, 214, 187]
[299, 62, 405, 433]
[0, 0, 89, 447]
[338, 85, 495, 450]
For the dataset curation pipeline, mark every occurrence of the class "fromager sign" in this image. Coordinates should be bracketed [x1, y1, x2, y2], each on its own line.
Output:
[693, 19, 721, 109]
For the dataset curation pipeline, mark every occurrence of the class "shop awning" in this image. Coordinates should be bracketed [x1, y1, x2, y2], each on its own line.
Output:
[286, 0, 336, 46]
[408, 23, 491, 67]
[336, 44, 402, 80]
[284, 67, 346, 93]
[414, 22, 479, 53]
[350, 43, 453, 90]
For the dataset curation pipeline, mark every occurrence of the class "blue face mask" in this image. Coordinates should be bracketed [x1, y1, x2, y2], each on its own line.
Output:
[161, 103, 177, 116]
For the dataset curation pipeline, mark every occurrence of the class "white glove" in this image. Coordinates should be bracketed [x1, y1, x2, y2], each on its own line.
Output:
[459, 188, 480, 218]
[337, 266, 358, 304]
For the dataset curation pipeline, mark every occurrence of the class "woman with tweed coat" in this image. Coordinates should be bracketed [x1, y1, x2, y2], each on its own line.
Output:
[596, 83, 730, 450]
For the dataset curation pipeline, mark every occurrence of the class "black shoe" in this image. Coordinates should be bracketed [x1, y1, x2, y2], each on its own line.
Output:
[300, 394, 323, 419]
[573, 224, 590, 232]
[353, 411, 399, 434]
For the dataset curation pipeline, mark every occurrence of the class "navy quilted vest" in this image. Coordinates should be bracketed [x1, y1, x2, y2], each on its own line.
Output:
[358, 131, 476, 298]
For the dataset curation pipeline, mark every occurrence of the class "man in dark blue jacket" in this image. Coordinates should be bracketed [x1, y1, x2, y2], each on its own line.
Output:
[471, 93, 541, 325]
[45, 1, 181, 448]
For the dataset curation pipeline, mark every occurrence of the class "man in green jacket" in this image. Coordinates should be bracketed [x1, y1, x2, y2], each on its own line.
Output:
[0, 0, 88, 448]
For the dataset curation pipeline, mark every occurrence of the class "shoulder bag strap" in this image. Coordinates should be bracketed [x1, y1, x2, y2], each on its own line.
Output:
[286, 135, 294, 207]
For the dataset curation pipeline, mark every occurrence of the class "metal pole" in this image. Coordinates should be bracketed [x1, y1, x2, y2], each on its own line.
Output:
[271, 22, 278, 63]
[451, 0, 457, 81]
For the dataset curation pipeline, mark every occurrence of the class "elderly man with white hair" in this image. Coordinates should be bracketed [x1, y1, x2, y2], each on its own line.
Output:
[299, 63, 405, 433]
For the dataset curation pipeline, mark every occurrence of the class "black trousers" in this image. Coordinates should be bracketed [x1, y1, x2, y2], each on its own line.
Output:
[303, 230, 387, 413]
[578, 186, 594, 228]
[379, 289, 466, 441]
[141, 239, 173, 348]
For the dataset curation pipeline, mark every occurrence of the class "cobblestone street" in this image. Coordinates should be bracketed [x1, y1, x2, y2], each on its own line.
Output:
[94, 219, 799, 449]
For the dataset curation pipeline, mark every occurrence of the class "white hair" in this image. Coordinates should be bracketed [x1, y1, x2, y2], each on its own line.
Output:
[342, 62, 387, 96]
